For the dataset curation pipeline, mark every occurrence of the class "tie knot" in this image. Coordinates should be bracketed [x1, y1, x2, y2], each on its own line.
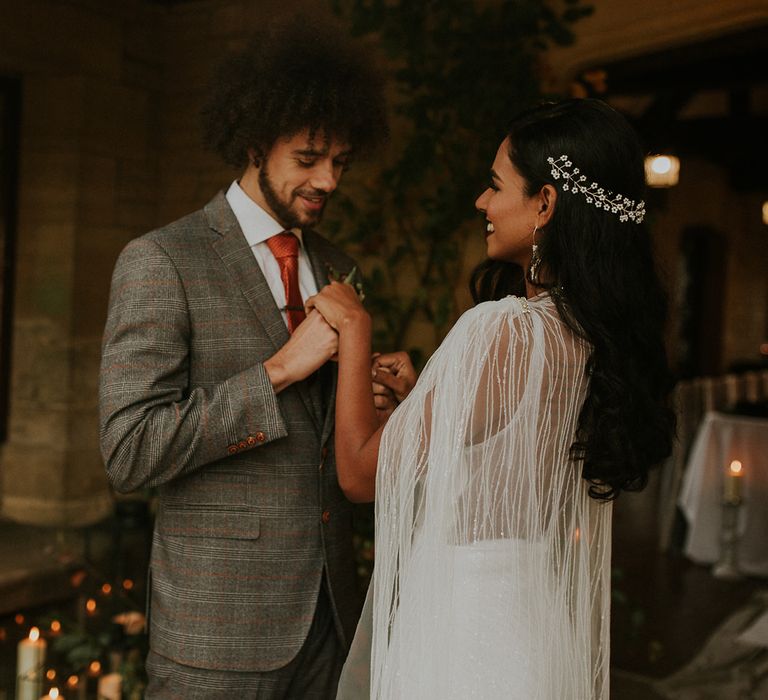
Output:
[266, 231, 299, 259]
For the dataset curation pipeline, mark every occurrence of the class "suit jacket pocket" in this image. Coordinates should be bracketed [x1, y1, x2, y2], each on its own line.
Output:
[158, 506, 260, 540]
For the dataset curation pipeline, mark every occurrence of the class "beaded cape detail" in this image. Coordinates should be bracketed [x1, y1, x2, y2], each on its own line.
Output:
[548, 155, 646, 224]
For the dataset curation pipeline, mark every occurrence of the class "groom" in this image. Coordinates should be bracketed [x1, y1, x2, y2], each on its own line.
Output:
[99, 18, 395, 699]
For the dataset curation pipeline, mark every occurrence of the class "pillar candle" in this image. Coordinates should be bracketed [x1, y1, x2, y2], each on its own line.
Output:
[724, 460, 743, 502]
[17, 627, 46, 700]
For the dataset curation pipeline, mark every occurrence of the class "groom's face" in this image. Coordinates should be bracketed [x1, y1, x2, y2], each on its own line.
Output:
[255, 130, 351, 230]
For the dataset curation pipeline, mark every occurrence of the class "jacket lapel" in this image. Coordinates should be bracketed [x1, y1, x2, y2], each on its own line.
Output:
[206, 192, 321, 434]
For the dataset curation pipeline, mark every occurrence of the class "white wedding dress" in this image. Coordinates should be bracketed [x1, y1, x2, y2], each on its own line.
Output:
[337, 294, 612, 699]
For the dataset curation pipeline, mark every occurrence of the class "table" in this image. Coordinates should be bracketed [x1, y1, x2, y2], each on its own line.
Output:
[678, 411, 768, 577]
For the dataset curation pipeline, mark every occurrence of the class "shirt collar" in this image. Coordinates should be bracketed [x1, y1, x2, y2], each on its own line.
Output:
[225, 180, 304, 247]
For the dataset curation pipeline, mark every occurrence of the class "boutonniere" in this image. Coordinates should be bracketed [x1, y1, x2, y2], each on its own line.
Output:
[327, 264, 365, 302]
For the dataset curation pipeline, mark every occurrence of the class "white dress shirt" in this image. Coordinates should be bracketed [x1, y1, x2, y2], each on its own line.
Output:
[225, 181, 319, 328]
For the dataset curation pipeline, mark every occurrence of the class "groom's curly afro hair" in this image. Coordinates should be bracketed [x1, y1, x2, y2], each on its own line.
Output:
[202, 14, 389, 168]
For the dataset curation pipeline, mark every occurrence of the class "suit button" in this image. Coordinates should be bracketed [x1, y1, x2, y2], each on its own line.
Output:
[246, 435, 257, 447]
[321, 510, 331, 524]
[255, 431, 266, 443]
[238, 440, 247, 450]
[227, 444, 238, 455]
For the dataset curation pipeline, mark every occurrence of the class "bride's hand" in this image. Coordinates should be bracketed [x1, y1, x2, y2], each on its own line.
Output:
[305, 281, 370, 332]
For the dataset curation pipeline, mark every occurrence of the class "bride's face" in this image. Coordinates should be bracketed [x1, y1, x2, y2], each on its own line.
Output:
[475, 138, 541, 266]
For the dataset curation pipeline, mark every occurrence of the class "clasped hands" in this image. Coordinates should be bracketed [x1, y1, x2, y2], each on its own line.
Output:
[305, 281, 417, 419]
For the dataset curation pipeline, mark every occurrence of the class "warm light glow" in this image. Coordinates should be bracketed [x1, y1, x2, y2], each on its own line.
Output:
[760, 343, 768, 356]
[122, 579, 134, 591]
[651, 156, 672, 174]
[49, 689, 60, 700]
[15, 614, 25, 625]
[645, 155, 680, 187]
[729, 460, 743, 475]
[86, 598, 97, 614]
[0, 628, 7, 641]
[70, 570, 87, 588]
[101, 583, 112, 595]
[763, 201, 768, 225]
[29, 627, 40, 642]
[50, 620, 61, 633]
[66, 675, 79, 688]
[574, 527, 581, 543]
[46, 669, 57, 681]
[88, 660, 102, 676]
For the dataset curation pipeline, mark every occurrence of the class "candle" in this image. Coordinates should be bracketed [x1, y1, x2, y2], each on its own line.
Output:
[17, 627, 46, 700]
[724, 460, 744, 502]
[39, 688, 60, 700]
[97, 673, 122, 700]
[87, 661, 102, 678]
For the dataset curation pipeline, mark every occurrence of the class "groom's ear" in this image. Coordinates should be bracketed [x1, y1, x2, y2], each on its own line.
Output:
[537, 184, 557, 227]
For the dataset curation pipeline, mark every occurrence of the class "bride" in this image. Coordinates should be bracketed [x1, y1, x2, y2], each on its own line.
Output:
[308, 99, 675, 699]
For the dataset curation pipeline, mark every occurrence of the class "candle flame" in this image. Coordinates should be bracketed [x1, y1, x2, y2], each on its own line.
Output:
[46, 669, 57, 680]
[86, 598, 97, 613]
[88, 660, 102, 676]
[50, 689, 60, 699]
[66, 675, 79, 688]
[729, 460, 743, 475]
[29, 627, 40, 642]
[51, 620, 61, 633]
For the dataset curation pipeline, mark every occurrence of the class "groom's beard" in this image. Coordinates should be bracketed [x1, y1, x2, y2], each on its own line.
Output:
[259, 162, 328, 231]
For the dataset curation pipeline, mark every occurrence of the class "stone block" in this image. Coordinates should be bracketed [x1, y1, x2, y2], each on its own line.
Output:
[72, 228, 130, 335]
[81, 80, 153, 160]
[67, 336, 102, 408]
[8, 319, 71, 410]
[77, 155, 117, 227]
[17, 152, 80, 226]
[14, 222, 75, 318]
[64, 447, 109, 500]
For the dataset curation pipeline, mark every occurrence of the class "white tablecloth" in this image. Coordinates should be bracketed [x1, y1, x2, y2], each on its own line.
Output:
[678, 411, 768, 577]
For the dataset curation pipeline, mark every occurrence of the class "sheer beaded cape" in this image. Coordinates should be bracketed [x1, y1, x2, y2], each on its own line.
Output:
[337, 294, 612, 700]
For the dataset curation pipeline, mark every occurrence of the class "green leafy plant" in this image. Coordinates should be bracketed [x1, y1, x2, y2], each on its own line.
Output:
[329, 0, 593, 362]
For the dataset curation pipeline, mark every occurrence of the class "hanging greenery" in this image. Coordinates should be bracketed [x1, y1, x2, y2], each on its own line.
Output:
[328, 0, 592, 363]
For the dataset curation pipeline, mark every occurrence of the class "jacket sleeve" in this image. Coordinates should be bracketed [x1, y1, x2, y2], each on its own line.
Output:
[98, 237, 288, 493]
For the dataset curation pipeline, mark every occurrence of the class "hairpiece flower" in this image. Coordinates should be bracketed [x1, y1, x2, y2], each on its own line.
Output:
[547, 155, 645, 224]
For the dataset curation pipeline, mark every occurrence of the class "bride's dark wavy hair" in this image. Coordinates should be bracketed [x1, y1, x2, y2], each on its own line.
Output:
[470, 98, 675, 500]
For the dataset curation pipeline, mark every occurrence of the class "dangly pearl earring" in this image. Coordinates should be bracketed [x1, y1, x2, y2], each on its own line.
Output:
[528, 224, 541, 284]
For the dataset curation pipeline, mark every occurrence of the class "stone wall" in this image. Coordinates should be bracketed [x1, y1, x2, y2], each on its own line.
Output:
[0, 0, 167, 525]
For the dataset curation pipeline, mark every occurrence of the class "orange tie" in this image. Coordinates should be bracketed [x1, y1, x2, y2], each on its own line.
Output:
[266, 232, 307, 333]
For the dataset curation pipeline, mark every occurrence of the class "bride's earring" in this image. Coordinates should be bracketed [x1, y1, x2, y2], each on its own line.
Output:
[528, 225, 541, 284]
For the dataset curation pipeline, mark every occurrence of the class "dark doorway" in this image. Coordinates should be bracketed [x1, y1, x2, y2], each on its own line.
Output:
[0, 77, 21, 443]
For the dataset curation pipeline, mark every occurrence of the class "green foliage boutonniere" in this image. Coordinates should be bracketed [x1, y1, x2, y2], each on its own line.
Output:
[327, 264, 365, 302]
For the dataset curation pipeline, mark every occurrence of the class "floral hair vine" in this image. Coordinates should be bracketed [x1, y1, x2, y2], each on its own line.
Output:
[547, 155, 646, 224]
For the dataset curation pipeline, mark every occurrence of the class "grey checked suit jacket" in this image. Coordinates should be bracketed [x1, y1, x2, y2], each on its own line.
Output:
[99, 191, 360, 672]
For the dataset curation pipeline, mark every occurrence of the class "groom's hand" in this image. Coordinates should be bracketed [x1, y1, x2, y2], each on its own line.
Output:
[264, 310, 339, 393]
